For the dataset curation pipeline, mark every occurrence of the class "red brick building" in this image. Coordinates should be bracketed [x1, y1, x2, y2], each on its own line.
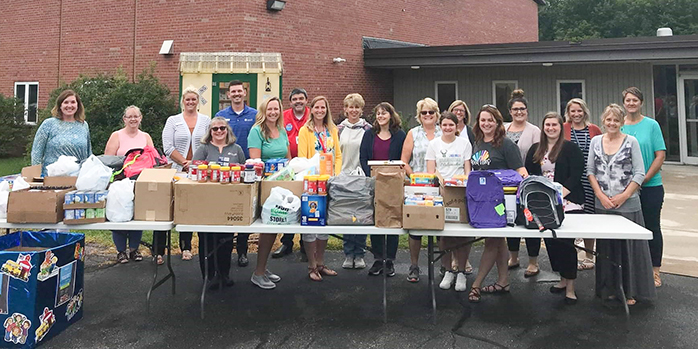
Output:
[2, 0, 539, 121]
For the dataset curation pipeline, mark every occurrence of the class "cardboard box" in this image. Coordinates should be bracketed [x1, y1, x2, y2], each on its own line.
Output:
[301, 194, 326, 226]
[134, 168, 177, 221]
[504, 194, 517, 225]
[174, 180, 258, 225]
[402, 205, 445, 230]
[260, 180, 304, 207]
[404, 185, 440, 197]
[63, 201, 107, 224]
[434, 171, 468, 223]
[21, 165, 41, 182]
[43, 176, 78, 187]
[7, 188, 72, 223]
[21, 165, 78, 187]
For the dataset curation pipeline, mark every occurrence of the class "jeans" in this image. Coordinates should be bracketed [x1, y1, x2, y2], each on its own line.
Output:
[641, 185, 664, 267]
[370, 235, 398, 260]
[343, 234, 367, 258]
[112, 230, 143, 252]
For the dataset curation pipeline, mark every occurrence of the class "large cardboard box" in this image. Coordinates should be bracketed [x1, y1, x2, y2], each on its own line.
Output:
[174, 180, 258, 225]
[402, 205, 445, 230]
[435, 171, 469, 223]
[259, 180, 304, 208]
[7, 188, 72, 223]
[21, 165, 78, 187]
[134, 168, 176, 221]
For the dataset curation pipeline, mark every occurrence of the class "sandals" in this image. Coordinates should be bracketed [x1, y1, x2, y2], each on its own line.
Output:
[654, 270, 662, 288]
[481, 283, 510, 294]
[578, 258, 595, 271]
[317, 265, 337, 276]
[308, 267, 322, 281]
[155, 255, 164, 265]
[523, 268, 540, 278]
[465, 262, 473, 275]
[182, 250, 193, 261]
[468, 287, 481, 303]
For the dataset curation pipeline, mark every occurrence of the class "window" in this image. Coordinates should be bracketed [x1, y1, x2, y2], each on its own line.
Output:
[14, 82, 39, 124]
[653, 65, 680, 162]
[492, 81, 518, 122]
[557, 80, 585, 116]
[435, 81, 457, 112]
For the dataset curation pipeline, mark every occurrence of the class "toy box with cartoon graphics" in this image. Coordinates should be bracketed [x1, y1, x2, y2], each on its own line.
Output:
[301, 194, 326, 226]
[0, 231, 84, 347]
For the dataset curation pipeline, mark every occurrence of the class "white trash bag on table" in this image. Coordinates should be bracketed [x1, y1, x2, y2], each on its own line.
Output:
[261, 187, 301, 225]
[75, 155, 113, 191]
[0, 181, 10, 219]
[46, 155, 80, 177]
[106, 178, 134, 222]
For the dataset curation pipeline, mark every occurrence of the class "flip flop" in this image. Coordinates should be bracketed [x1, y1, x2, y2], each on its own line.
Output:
[523, 268, 540, 278]
[508, 263, 520, 270]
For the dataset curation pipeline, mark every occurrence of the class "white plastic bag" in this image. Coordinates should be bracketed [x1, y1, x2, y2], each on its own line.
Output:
[46, 155, 80, 177]
[11, 177, 30, 191]
[106, 178, 134, 222]
[0, 181, 10, 219]
[261, 187, 301, 225]
[288, 153, 320, 173]
[75, 155, 113, 191]
[349, 166, 366, 177]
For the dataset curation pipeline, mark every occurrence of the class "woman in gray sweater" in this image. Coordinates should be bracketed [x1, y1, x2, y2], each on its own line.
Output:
[587, 104, 656, 306]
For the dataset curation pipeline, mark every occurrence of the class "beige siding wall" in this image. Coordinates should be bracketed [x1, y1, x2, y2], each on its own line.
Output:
[393, 63, 654, 128]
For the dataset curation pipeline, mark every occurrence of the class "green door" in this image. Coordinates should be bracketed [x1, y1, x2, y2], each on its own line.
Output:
[211, 74, 258, 116]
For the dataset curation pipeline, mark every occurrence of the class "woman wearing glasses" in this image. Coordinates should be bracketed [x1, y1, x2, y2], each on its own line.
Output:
[400, 98, 442, 283]
[469, 105, 527, 303]
[104, 105, 154, 264]
[504, 89, 542, 278]
[193, 117, 246, 289]
[448, 100, 475, 145]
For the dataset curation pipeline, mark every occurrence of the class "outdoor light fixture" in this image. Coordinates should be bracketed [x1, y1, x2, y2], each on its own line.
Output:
[266, 0, 286, 11]
[542, 62, 553, 67]
[332, 57, 346, 63]
[411, 66, 420, 70]
[159, 40, 174, 55]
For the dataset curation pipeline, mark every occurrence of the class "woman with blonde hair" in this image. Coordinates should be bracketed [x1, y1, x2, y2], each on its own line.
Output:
[448, 100, 475, 145]
[297, 96, 342, 281]
[563, 98, 602, 271]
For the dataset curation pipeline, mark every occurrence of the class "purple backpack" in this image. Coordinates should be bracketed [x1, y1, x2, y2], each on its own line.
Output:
[490, 169, 523, 187]
[467, 171, 507, 228]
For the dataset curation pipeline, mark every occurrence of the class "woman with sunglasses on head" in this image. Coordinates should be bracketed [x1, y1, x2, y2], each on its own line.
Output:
[588, 104, 655, 306]
[297, 96, 342, 282]
[563, 98, 602, 271]
[193, 117, 246, 289]
[248, 96, 291, 289]
[104, 105, 154, 264]
[400, 98, 442, 283]
[468, 105, 527, 303]
[620, 87, 667, 288]
[426, 112, 472, 291]
[525, 112, 585, 305]
[504, 89, 543, 278]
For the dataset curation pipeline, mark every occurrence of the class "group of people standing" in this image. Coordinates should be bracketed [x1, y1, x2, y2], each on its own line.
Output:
[30, 82, 666, 305]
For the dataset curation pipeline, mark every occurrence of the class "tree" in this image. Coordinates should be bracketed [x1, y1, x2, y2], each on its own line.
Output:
[539, 0, 698, 41]
[0, 95, 32, 158]
[31, 66, 180, 156]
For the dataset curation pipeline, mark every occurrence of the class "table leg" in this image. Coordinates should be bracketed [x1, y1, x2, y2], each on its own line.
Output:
[200, 233, 208, 320]
[146, 230, 176, 313]
[428, 236, 436, 324]
[383, 234, 387, 324]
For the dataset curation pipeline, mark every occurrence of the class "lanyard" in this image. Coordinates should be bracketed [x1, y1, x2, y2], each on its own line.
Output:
[571, 127, 588, 152]
[315, 131, 327, 153]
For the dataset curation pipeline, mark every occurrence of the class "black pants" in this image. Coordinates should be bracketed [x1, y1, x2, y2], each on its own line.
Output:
[507, 237, 541, 257]
[280, 233, 305, 253]
[153, 231, 167, 256]
[197, 232, 234, 279]
[370, 235, 398, 260]
[179, 232, 192, 251]
[640, 185, 664, 267]
[235, 233, 250, 256]
[544, 238, 577, 280]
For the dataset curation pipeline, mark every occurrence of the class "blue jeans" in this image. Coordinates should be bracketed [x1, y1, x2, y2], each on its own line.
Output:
[343, 234, 367, 258]
[112, 230, 143, 252]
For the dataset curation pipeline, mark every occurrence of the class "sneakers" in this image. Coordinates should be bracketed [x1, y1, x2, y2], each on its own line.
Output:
[354, 257, 366, 269]
[117, 251, 129, 264]
[251, 273, 276, 289]
[265, 269, 281, 283]
[129, 249, 143, 262]
[407, 265, 420, 283]
[455, 272, 468, 292]
[385, 260, 396, 277]
[342, 257, 354, 269]
[439, 271, 456, 290]
[368, 261, 383, 276]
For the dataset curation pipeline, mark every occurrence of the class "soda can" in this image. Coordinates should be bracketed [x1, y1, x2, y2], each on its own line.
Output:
[95, 190, 108, 203]
[85, 208, 96, 219]
[73, 191, 84, 204]
[95, 208, 106, 218]
[75, 209, 86, 220]
[84, 191, 96, 204]
[64, 191, 76, 205]
[64, 209, 75, 220]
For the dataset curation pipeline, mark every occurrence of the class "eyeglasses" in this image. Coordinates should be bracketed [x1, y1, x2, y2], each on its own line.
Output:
[420, 110, 436, 115]
[210, 126, 226, 132]
[511, 107, 527, 112]
[452, 108, 466, 113]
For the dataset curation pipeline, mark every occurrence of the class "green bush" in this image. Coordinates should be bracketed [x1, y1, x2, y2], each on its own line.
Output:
[0, 95, 32, 158]
[30, 66, 179, 156]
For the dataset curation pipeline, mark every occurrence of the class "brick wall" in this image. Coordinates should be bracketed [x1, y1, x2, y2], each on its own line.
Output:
[1, 0, 538, 114]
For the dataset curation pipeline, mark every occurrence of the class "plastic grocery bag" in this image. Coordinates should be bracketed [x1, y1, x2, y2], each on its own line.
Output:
[261, 187, 301, 224]
[46, 155, 80, 177]
[327, 174, 375, 225]
[288, 153, 319, 173]
[0, 181, 9, 219]
[11, 177, 30, 191]
[76, 155, 113, 191]
[106, 178, 135, 222]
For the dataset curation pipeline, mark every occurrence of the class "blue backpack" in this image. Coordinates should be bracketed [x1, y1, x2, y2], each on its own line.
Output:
[466, 171, 507, 228]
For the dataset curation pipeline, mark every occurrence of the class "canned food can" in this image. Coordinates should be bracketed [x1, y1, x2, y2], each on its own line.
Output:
[95, 190, 108, 202]
[75, 209, 86, 220]
[64, 209, 75, 220]
[188, 166, 197, 180]
[85, 208, 96, 219]
[64, 191, 76, 205]
[95, 208, 106, 218]
[84, 191, 95, 204]
[73, 191, 84, 204]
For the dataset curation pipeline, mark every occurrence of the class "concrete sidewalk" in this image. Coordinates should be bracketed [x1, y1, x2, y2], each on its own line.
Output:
[658, 165, 698, 277]
[42, 247, 698, 349]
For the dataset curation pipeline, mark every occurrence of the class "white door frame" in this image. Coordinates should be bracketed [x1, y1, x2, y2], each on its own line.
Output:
[677, 73, 698, 165]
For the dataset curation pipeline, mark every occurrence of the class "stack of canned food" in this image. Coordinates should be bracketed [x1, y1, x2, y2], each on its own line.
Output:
[63, 190, 108, 221]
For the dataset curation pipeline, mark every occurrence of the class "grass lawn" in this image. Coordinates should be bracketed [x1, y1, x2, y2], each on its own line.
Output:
[0, 157, 29, 177]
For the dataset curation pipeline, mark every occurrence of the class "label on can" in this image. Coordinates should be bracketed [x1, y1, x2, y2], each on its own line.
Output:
[64, 191, 75, 205]
[84, 192, 95, 204]
[73, 191, 84, 204]
[75, 209, 85, 220]
[85, 208, 96, 219]
[95, 208, 105, 218]
[64, 209, 75, 220]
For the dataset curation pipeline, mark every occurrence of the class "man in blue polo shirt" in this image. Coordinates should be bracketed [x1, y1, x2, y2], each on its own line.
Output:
[216, 80, 258, 159]
[215, 80, 257, 267]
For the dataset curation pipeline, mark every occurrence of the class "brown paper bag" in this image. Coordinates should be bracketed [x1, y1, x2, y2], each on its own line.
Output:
[374, 170, 404, 228]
